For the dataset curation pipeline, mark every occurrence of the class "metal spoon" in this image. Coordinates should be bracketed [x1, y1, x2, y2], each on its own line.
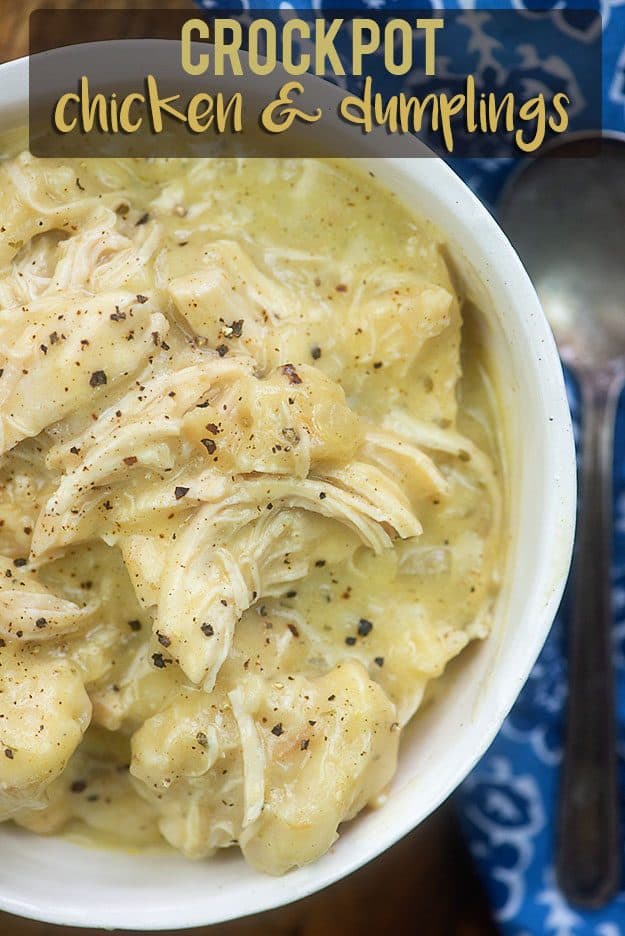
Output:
[499, 134, 625, 908]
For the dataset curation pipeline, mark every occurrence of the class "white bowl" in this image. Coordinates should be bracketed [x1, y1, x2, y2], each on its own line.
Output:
[0, 51, 576, 931]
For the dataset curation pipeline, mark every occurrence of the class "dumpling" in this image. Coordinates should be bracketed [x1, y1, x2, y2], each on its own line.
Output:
[181, 362, 362, 477]
[238, 663, 398, 875]
[129, 661, 398, 873]
[0, 647, 91, 818]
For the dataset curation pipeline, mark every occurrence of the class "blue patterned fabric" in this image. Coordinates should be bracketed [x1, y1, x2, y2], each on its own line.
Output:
[192, 2, 625, 929]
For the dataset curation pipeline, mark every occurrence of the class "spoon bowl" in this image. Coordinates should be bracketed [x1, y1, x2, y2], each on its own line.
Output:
[500, 136, 625, 370]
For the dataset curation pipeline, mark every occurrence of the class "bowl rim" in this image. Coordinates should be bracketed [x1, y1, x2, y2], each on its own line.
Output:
[0, 51, 577, 931]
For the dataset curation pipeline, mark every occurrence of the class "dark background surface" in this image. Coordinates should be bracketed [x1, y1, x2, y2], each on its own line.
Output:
[0, 3, 499, 932]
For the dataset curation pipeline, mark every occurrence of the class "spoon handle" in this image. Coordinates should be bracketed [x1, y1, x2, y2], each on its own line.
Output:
[556, 367, 622, 907]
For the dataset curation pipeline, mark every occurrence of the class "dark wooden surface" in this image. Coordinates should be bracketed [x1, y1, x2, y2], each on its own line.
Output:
[0, 3, 499, 933]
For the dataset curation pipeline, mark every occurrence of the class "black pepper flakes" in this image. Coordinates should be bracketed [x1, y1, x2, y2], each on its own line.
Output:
[216, 344, 229, 357]
[13, 558, 27, 567]
[300, 738, 309, 750]
[4, 748, 13, 759]
[345, 636, 357, 646]
[374, 656, 384, 667]
[358, 618, 373, 637]
[35, 618, 47, 629]
[201, 623, 214, 637]
[174, 486, 189, 500]
[271, 723, 284, 737]
[0, 638, 5, 647]
[70, 779, 87, 793]
[310, 345, 322, 360]
[152, 653, 170, 669]
[136, 294, 149, 304]
[201, 438, 217, 454]
[285, 590, 297, 599]
[156, 632, 171, 648]
[89, 370, 107, 388]
[135, 212, 150, 226]
[315, 559, 326, 567]
[110, 309, 126, 322]
[128, 619, 141, 632]
[281, 363, 302, 385]
[226, 319, 243, 337]
[319, 492, 326, 500]
[196, 731, 208, 748]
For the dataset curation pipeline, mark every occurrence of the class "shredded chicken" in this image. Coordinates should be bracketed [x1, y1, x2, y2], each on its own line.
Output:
[0, 647, 91, 819]
[0, 554, 96, 642]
